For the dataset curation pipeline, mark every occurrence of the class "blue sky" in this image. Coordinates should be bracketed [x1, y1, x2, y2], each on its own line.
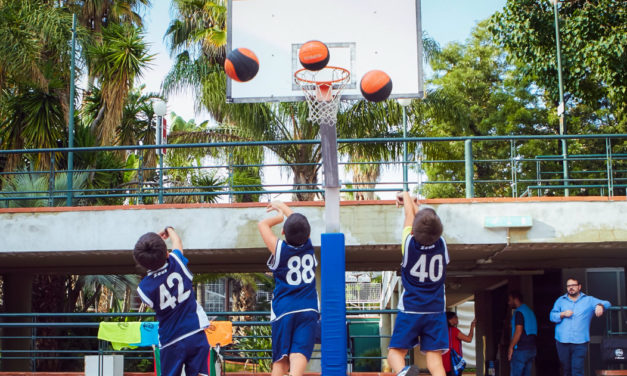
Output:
[137, 0, 507, 122]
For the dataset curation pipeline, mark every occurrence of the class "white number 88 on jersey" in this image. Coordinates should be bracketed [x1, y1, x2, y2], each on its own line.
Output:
[286, 254, 315, 285]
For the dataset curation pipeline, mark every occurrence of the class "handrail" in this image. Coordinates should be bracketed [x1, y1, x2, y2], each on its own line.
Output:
[1, 134, 626, 206]
[0, 310, 400, 373]
[605, 306, 627, 336]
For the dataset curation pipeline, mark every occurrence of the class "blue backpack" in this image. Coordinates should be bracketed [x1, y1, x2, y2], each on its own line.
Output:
[451, 348, 466, 376]
[449, 328, 466, 376]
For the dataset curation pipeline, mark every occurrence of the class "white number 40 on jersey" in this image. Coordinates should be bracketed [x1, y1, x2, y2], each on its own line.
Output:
[409, 254, 444, 283]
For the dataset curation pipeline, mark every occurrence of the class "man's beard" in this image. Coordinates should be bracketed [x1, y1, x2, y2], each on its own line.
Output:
[568, 290, 579, 298]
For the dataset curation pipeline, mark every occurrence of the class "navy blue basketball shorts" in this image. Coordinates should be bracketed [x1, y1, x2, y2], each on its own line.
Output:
[271, 310, 319, 363]
[389, 312, 448, 353]
[160, 329, 210, 376]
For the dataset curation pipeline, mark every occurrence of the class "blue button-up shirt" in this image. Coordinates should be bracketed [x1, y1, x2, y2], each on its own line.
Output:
[550, 292, 611, 344]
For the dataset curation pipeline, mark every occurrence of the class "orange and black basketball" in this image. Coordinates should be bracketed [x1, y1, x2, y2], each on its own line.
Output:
[224, 48, 259, 82]
[298, 40, 330, 71]
[360, 70, 393, 102]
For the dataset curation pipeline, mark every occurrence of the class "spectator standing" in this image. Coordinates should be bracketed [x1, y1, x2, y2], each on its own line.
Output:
[508, 291, 537, 376]
[550, 278, 611, 376]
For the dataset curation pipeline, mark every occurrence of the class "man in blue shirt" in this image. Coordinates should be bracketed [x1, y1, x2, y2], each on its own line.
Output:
[508, 290, 537, 376]
[550, 277, 611, 376]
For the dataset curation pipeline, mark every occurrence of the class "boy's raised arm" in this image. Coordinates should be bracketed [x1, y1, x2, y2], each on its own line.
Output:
[257, 201, 287, 254]
[397, 191, 418, 228]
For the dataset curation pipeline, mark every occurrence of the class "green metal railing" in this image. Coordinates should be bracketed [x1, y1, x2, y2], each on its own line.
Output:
[0, 310, 396, 373]
[1, 134, 626, 207]
[605, 306, 627, 336]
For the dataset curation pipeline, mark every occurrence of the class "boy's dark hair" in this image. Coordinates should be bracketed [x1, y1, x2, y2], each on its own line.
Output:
[446, 311, 457, 327]
[283, 213, 310, 247]
[133, 232, 168, 271]
[412, 208, 443, 246]
[509, 290, 523, 302]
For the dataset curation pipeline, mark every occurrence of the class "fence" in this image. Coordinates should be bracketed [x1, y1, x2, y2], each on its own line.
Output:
[0, 310, 396, 373]
[1, 134, 626, 207]
[606, 306, 627, 336]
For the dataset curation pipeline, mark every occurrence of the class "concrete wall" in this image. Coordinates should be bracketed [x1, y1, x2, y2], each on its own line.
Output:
[2, 198, 626, 253]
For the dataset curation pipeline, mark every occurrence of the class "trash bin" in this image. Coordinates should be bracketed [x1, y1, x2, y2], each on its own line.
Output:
[85, 355, 124, 376]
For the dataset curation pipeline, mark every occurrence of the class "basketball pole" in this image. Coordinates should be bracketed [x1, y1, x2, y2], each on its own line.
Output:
[320, 120, 340, 233]
[320, 118, 347, 376]
[294, 66, 349, 375]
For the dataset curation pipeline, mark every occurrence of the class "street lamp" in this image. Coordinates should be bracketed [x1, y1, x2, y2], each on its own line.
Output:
[153, 99, 167, 204]
[551, 0, 570, 196]
[66, 14, 77, 206]
[398, 98, 412, 192]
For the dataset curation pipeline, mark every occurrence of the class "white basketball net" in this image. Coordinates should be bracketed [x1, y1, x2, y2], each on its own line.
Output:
[294, 66, 350, 124]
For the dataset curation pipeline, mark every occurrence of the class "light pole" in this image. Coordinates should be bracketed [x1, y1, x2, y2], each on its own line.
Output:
[66, 14, 77, 206]
[398, 98, 412, 192]
[552, 0, 569, 196]
[153, 100, 167, 204]
[137, 140, 144, 205]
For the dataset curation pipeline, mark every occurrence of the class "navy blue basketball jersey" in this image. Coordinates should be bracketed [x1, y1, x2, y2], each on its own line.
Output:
[399, 234, 449, 313]
[137, 249, 209, 348]
[267, 239, 319, 321]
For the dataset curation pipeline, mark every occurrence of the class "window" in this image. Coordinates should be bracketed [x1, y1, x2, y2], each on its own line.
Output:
[203, 279, 226, 312]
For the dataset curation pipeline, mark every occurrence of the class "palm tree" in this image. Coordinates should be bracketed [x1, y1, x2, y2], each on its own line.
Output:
[0, 169, 89, 208]
[163, 0, 443, 201]
[166, 114, 262, 203]
[32, 272, 140, 371]
[88, 23, 154, 145]
[70, 0, 149, 33]
[0, 0, 154, 178]
[78, 86, 167, 205]
[0, 1, 76, 172]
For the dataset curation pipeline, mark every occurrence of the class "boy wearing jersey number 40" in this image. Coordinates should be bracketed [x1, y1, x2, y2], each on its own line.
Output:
[388, 191, 449, 376]
[134, 227, 210, 376]
[258, 201, 319, 376]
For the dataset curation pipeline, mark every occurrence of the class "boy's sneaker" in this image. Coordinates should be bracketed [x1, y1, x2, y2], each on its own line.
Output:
[397, 365, 420, 376]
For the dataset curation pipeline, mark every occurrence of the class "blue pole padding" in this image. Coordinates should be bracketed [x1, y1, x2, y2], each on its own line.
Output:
[320, 232, 346, 375]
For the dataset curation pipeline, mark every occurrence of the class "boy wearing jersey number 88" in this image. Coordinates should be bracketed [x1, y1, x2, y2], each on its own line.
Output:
[388, 191, 449, 376]
[134, 227, 210, 376]
[258, 201, 319, 376]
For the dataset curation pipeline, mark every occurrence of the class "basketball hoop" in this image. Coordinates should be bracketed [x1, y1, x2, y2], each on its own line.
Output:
[294, 66, 350, 124]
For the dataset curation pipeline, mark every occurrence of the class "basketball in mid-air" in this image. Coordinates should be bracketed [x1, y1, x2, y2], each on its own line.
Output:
[299, 40, 330, 71]
[360, 70, 393, 102]
[224, 48, 259, 82]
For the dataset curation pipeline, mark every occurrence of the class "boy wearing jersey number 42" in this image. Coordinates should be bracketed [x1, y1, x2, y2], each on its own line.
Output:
[258, 201, 319, 376]
[388, 191, 449, 376]
[134, 227, 210, 376]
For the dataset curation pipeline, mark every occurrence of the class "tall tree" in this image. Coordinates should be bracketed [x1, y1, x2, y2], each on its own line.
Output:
[88, 24, 154, 145]
[490, 0, 627, 129]
[0, 1, 75, 170]
[412, 21, 554, 198]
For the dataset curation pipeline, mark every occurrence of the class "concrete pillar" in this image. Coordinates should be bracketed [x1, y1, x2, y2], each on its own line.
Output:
[380, 310, 391, 371]
[520, 276, 534, 309]
[2, 273, 33, 371]
[474, 286, 510, 376]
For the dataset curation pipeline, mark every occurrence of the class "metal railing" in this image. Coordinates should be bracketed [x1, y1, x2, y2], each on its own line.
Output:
[1, 134, 626, 207]
[605, 306, 627, 336]
[0, 310, 396, 373]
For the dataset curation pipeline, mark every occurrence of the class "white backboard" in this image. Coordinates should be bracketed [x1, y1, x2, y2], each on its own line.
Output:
[227, 0, 423, 103]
